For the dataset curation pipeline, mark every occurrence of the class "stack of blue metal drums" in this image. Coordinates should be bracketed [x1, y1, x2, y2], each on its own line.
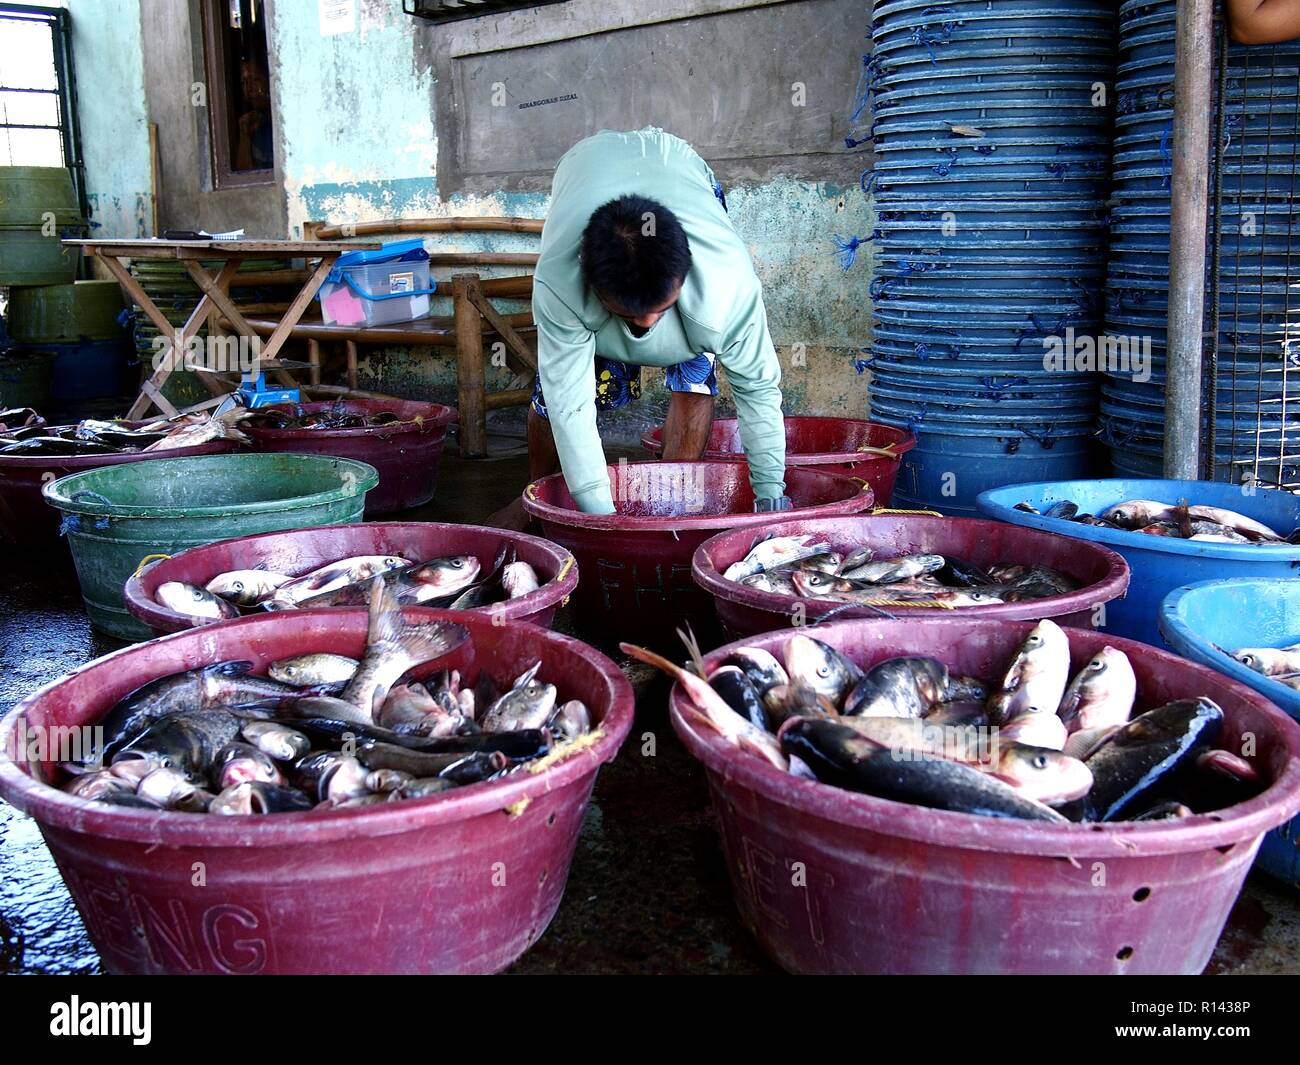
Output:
[864, 0, 1117, 513]
[1103, 0, 1300, 481]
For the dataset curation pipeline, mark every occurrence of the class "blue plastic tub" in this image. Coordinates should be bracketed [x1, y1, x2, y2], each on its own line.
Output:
[875, 418, 1098, 517]
[977, 479, 1300, 645]
[1159, 578, 1300, 888]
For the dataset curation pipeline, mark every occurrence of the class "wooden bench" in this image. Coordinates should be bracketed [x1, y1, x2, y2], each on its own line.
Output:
[227, 217, 544, 457]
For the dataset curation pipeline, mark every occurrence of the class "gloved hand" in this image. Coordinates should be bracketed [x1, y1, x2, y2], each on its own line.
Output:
[753, 495, 793, 513]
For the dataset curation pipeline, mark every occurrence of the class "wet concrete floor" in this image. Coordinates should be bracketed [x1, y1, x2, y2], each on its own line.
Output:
[1, 439, 1297, 974]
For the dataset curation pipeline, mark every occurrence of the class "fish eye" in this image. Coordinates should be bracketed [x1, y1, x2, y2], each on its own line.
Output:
[233, 581, 243, 592]
[1027, 636, 1042, 647]
[817, 665, 831, 677]
[450, 558, 464, 568]
[1089, 659, 1104, 670]
[1032, 754, 1049, 769]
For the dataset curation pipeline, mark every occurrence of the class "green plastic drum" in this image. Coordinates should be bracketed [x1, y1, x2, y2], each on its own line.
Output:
[0, 227, 81, 285]
[8, 281, 125, 342]
[0, 166, 79, 226]
[43, 453, 380, 640]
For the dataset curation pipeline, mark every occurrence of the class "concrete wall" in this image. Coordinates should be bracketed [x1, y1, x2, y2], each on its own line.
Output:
[69, 0, 874, 431]
[63, 0, 154, 237]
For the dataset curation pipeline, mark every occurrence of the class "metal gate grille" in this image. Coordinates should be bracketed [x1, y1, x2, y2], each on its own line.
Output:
[1205, 23, 1300, 489]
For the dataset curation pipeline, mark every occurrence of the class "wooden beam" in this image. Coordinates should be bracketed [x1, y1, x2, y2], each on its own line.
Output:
[426, 252, 538, 267]
[258, 255, 337, 364]
[346, 340, 359, 391]
[312, 217, 544, 240]
[452, 273, 487, 457]
[307, 339, 322, 386]
[466, 285, 537, 373]
[483, 388, 532, 411]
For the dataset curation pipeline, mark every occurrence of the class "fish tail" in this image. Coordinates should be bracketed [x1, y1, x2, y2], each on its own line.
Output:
[620, 643, 686, 682]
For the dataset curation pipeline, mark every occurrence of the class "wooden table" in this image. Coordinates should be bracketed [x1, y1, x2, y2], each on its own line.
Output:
[65, 238, 380, 418]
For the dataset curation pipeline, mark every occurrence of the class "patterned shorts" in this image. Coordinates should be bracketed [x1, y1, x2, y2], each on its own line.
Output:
[531, 352, 718, 419]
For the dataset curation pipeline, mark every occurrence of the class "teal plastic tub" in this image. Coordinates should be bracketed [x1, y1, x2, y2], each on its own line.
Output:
[43, 453, 378, 640]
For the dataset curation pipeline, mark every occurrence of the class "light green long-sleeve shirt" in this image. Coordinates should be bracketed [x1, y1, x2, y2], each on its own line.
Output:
[533, 128, 786, 514]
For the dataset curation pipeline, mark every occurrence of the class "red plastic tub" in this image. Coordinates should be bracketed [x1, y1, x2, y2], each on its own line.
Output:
[0, 609, 634, 975]
[0, 435, 239, 547]
[693, 515, 1131, 640]
[243, 398, 456, 516]
[521, 461, 874, 646]
[124, 521, 578, 635]
[641, 417, 915, 505]
[670, 617, 1300, 975]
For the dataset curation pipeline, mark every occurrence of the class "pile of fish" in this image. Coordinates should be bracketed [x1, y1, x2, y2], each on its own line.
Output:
[155, 546, 542, 621]
[625, 619, 1262, 823]
[1016, 497, 1297, 545]
[722, 534, 1076, 608]
[1231, 641, 1300, 692]
[0, 409, 252, 456]
[61, 580, 592, 815]
[243, 402, 405, 431]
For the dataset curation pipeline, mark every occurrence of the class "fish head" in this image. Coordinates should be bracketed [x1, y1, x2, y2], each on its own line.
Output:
[138, 766, 201, 808]
[785, 634, 859, 700]
[1232, 650, 1267, 673]
[214, 742, 283, 789]
[157, 581, 229, 619]
[790, 569, 838, 598]
[993, 744, 1093, 803]
[409, 555, 481, 591]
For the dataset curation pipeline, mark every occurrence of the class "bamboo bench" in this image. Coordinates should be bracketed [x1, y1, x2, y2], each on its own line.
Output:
[227, 217, 544, 457]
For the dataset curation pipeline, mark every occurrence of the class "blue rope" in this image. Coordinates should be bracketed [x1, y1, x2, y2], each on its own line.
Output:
[833, 234, 866, 269]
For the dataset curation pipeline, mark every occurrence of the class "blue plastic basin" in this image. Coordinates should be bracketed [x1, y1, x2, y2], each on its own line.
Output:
[977, 478, 1300, 645]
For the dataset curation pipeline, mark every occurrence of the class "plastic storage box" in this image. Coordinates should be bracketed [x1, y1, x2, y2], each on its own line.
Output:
[316, 238, 434, 326]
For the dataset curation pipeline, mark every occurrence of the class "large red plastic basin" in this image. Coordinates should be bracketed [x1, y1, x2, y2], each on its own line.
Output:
[693, 515, 1131, 640]
[243, 398, 456, 516]
[521, 461, 874, 646]
[669, 617, 1300, 975]
[641, 417, 915, 505]
[0, 434, 238, 547]
[0, 609, 633, 974]
[123, 521, 578, 636]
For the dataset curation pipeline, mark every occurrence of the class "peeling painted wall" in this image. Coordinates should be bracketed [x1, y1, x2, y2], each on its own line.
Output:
[63, 0, 154, 237]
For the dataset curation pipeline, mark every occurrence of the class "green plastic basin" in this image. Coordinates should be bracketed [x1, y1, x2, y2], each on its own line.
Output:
[43, 453, 379, 640]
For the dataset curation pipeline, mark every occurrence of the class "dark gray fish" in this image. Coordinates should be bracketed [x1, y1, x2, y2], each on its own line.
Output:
[708, 665, 768, 730]
[95, 660, 298, 764]
[935, 557, 991, 588]
[1083, 698, 1224, 821]
[843, 656, 951, 718]
[285, 716, 551, 760]
[779, 718, 1068, 822]
[112, 708, 246, 780]
[1043, 500, 1079, 520]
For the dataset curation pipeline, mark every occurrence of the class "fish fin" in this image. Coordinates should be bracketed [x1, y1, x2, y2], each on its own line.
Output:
[395, 620, 470, 670]
[513, 661, 542, 688]
[367, 577, 401, 646]
[677, 625, 707, 679]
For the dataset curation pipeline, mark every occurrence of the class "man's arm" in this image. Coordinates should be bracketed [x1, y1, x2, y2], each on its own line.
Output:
[714, 289, 787, 504]
[1226, 0, 1300, 44]
[533, 281, 615, 515]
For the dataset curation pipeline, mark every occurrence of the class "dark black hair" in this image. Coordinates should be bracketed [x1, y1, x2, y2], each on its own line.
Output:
[580, 194, 692, 315]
